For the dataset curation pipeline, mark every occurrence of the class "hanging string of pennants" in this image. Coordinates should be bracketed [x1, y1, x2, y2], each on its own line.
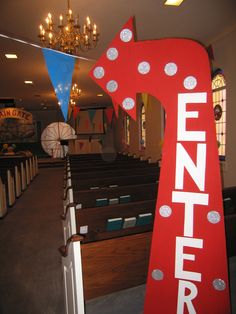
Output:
[104, 107, 114, 124]
[42, 48, 75, 121]
[0, 32, 119, 124]
[88, 109, 97, 124]
[73, 106, 80, 119]
[0, 32, 96, 122]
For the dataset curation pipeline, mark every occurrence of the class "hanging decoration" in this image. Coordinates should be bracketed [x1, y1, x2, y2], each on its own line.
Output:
[112, 101, 119, 117]
[38, 0, 99, 55]
[79, 142, 84, 150]
[73, 106, 80, 119]
[90, 17, 231, 314]
[105, 107, 114, 124]
[41, 122, 76, 158]
[88, 109, 97, 124]
[43, 48, 75, 121]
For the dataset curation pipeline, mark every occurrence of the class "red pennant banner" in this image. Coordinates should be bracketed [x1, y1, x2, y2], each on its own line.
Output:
[112, 101, 119, 118]
[79, 142, 84, 150]
[73, 106, 80, 119]
[90, 17, 231, 314]
[105, 107, 114, 124]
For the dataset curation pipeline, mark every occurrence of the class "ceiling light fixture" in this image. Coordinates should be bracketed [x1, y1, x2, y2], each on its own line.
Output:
[69, 83, 81, 106]
[38, 0, 99, 55]
[24, 80, 33, 84]
[5, 54, 18, 59]
[71, 83, 82, 99]
[164, 0, 185, 6]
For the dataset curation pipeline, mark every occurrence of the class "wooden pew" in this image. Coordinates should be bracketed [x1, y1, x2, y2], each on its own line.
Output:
[67, 172, 159, 191]
[64, 177, 158, 209]
[0, 165, 16, 206]
[223, 186, 236, 257]
[81, 231, 152, 300]
[61, 155, 159, 301]
[75, 199, 156, 243]
[67, 153, 133, 162]
[66, 159, 158, 174]
[66, 156, 149, 168]
[0, 175, 7, 217]
[0, 155, 37, 212]
[61, 199, 156, 300]
[65, 165, 160, 190]
[69, 182, 158, 209]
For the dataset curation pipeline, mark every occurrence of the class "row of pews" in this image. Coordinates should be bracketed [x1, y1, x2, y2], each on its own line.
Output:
[223, 186, 236, 257]
[60, 153, 160, 312]
[0, 154, 38, 217]
[59, 152, 236, 314]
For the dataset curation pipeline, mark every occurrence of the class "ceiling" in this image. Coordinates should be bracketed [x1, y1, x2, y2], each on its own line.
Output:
[0, 0, 236, 113]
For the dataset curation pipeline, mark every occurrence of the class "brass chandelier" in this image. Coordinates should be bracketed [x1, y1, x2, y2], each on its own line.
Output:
[38, 0, 99, 55]
[70, 83, 82, 106]
[71, 83, 82, 99]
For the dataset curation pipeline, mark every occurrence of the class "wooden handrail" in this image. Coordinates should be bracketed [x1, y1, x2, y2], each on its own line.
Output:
[62, 186, 73, 201]
[59, 234, 84, 257]
[60, 202, 77, 220]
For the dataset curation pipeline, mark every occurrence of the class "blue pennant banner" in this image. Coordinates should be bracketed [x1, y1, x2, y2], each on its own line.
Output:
[43, 48, 75, 121]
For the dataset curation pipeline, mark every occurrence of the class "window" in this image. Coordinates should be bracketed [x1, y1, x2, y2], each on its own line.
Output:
[140, 104, 146, 149]
[125, 114, 130, 146]
[212, 70, 226, 160]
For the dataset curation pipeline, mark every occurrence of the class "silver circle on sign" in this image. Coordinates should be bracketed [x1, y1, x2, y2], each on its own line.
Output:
[106, 48, 119, 61]
[184, 76, 197, 90]
[213, 279, 226, 291]
[106, 80, 118, 93]
[159, 205, 172, 218]
[152, 269, 164, 281]
[207, 211, 221, 224]
[138, 61, 151, 74]
[120, 29, 133, 42]
[164, 62, 178, 76]
[122, 98, 135, 110]
[93, 66, 105, 79]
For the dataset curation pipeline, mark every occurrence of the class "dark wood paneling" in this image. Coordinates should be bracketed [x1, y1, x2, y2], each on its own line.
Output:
[81, 232, 152, 300]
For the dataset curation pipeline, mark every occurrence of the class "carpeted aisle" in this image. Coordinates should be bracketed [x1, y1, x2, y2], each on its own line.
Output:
[0, 168, 65, 314]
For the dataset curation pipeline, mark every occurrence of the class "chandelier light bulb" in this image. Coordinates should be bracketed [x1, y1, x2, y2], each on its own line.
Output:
[59, 14, 63, 25]
[93, 24, 97, 34]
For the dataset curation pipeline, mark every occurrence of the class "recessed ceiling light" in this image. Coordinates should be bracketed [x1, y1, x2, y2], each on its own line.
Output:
[97, 93, 103, 97]
[24, 80, 33, 84]
[164, 0, 184, 6]
[5, 54, 18, 59]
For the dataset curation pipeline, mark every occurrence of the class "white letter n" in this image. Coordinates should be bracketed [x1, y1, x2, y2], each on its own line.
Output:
[175, 143, 206, 191]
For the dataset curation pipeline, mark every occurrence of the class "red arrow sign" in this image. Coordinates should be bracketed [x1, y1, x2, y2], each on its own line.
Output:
[90, 17, 231, 314]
